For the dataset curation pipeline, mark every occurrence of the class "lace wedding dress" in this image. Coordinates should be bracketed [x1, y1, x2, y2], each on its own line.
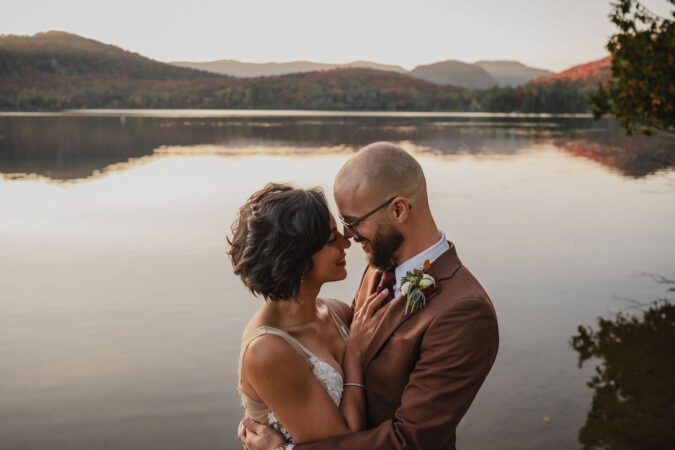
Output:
[238, 299, 349, 443]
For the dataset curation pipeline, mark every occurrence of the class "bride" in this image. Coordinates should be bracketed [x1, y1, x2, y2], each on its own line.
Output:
[228, 183, 389, 447]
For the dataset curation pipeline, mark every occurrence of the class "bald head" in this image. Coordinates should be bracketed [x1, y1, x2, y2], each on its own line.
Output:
[335, 142, 427, 205]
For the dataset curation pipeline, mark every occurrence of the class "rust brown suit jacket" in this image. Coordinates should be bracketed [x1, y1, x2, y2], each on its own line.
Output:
[297, 242, 499, 450]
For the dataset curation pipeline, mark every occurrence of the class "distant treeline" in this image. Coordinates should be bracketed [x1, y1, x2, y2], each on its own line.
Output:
[1, 69, 476, 111]
[0, 74, 592, 113]
[479, 81, 591, 114]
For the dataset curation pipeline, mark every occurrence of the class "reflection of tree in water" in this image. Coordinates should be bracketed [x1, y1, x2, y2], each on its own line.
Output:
[570, 277, 674, 449]
[553, 125, 675, 178]
[1, 115, 672, 182]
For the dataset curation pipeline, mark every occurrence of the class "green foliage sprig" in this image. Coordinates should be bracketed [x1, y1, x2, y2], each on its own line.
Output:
[591, 0, 675, 135]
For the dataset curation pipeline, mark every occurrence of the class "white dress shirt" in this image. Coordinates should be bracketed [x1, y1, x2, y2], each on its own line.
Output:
[393, 231, 449, 299]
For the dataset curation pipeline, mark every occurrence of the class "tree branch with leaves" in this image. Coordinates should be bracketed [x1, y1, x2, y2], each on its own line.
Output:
[591, 0, 675, 135]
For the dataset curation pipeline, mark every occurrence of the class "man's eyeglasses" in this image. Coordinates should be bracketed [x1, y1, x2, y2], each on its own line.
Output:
[340, 196, 398, 238]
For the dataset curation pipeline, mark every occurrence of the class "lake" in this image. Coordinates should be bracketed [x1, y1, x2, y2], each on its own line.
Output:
[1, 111, 673, 449]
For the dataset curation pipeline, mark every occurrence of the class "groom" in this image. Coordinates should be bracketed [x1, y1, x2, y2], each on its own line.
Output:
[240, 142, 499, 449]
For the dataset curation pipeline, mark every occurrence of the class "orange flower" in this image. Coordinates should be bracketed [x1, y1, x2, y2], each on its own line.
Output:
[423, 259, 431, 270]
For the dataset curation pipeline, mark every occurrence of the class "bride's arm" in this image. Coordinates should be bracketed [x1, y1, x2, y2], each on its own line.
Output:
[339, 289, 392, 432]
[243, 334, 352, 443]
[242, 290, 391, 444]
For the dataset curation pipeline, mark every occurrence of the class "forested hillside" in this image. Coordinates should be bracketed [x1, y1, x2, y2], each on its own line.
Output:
[0, 31, 211, 80]
[0, 32, 603, 113]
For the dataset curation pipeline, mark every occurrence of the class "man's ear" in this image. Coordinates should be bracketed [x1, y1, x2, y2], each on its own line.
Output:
[391, 197, 411, 223]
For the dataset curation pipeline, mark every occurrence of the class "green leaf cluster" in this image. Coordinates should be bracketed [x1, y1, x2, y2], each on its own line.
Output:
[590, 0, 675, 135]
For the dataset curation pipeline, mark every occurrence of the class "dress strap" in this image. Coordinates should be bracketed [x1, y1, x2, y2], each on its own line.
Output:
[239, 326, 314, 383]
[239, 300, 349, 389]
[322, 298, 350, 343]
[238, 327, 317, 423]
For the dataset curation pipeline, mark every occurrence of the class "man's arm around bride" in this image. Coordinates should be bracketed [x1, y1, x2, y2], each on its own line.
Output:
[237, 142, 499, 450]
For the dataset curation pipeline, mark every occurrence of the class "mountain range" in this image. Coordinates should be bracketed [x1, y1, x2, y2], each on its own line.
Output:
[0, 31, 609, 112]
[171, 60, 408, 77]
[173, 58, 553, 89]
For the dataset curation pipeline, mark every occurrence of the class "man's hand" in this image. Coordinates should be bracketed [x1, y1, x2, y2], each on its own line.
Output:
[238, 417, 286, 450]
[345, 288, 391, 369]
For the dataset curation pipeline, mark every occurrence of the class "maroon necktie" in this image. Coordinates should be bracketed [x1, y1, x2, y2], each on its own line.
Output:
[376, 268, 396, 302]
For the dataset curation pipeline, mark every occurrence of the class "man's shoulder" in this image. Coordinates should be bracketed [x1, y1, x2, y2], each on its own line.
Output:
[439, 265, 491, 304]
[418, 262, 496, 329]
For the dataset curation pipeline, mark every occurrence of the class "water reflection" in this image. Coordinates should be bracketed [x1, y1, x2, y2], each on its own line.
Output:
[1, 114, 672, 182]
[554, 131, 675, 179]
[1, 120, 673, 449]
[570, 277, 675, 449]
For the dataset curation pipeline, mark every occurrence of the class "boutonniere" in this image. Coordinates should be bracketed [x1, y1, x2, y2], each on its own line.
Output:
[400, 259, 437, 316]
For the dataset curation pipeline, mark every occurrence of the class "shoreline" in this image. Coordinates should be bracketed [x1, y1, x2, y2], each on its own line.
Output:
[0, 109, 595, 119]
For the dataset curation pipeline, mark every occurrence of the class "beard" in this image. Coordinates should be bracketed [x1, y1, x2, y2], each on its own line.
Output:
[366, 221, 404, 270]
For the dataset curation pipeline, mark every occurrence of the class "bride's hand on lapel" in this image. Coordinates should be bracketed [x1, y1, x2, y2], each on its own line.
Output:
[344, 289, 392, 377]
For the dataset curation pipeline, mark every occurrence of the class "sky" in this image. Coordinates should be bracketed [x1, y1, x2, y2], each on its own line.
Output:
[1, 0, 672, 72]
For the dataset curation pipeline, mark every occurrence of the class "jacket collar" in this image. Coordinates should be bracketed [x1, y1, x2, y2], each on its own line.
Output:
[361, 242, 462, 369]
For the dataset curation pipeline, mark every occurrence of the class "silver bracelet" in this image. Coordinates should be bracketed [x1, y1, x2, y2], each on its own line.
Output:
[344, 382, 367, 390]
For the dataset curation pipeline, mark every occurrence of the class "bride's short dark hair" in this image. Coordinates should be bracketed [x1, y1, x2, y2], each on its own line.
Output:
[227, 183, 331, 301]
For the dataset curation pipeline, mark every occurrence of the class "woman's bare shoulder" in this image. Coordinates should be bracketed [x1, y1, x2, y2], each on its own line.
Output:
[242, 333, 310, 380]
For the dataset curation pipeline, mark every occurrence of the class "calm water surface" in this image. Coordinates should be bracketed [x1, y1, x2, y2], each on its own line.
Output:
[1, 111, 673, 449]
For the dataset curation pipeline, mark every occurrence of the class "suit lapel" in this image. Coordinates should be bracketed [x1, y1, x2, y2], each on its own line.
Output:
[354, 267, 381, 311]
[361, 242, 462, 369]
[362, 286, 443, 369]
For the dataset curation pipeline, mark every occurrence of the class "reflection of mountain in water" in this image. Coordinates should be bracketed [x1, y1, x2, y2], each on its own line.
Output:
[0, 115, 672, 182]
[570, 279, 674, 449]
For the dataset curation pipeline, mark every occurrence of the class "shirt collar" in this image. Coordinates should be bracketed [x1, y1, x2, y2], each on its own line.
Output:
[394, 231, 449, 295]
